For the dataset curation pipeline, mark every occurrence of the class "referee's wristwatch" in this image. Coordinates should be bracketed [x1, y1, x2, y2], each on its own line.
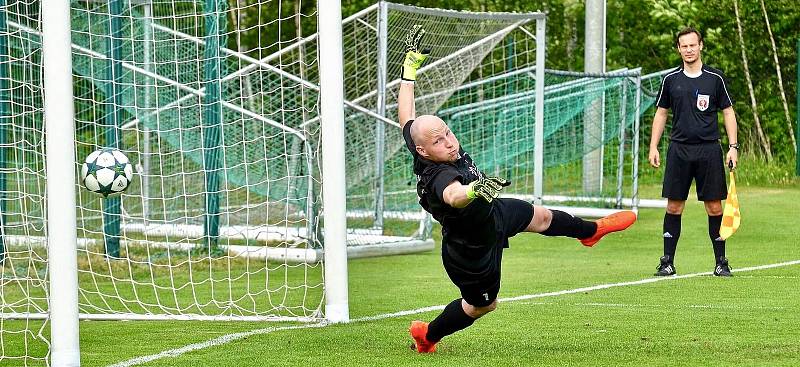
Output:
[728, 143, 740, 150]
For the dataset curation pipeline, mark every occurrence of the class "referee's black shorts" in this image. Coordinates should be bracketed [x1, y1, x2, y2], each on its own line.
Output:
[442, 198, 534, 307]
[662, 141, 727, 201]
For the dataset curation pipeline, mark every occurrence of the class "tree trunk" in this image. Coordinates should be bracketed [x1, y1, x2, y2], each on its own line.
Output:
[734, 0, 772, 161]
[760, 0, 796, 152]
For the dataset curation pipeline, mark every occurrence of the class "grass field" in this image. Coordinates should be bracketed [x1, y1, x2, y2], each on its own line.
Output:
[4, 184, 800, 366]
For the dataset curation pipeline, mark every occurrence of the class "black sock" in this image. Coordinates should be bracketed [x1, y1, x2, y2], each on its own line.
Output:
[663, 213, 681, 261]
[708, 214, 725, 260]
[426, 298, 475, 343]
[540, 210, 597, 239]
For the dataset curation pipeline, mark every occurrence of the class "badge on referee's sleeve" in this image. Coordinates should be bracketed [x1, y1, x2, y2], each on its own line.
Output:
[719, 169, 740, 240]
[696, 94, 710, 111]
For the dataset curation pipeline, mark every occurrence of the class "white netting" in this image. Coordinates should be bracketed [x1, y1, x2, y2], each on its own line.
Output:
[2, 1, 327, 364]
[0, 2, 547, 364]
[438, 68, 646, 213]
[340, 3, 542, 239]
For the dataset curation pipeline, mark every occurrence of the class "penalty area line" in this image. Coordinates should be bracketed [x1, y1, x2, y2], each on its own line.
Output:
[108, 259, 800, 367]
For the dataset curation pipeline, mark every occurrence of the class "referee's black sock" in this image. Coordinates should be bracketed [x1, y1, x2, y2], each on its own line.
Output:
[540, 209, 597, 239]
[663, 213, 681, 261]
[426, 298, 475, 343]
[708, 214, 725, 259]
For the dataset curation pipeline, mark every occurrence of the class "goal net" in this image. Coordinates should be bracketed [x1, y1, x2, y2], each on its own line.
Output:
[440, 68, 648, 216]
[340, 3, 544, 241]
[0, 1, 546, 364]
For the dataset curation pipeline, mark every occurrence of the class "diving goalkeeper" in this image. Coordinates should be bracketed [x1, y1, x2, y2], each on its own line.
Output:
[399, 25, 637, 353]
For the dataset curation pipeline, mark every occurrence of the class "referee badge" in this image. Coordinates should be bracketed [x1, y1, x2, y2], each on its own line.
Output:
[696, 94, 710, 111]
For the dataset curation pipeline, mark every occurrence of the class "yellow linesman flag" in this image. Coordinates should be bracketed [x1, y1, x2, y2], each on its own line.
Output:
[719, 170, 740, 240]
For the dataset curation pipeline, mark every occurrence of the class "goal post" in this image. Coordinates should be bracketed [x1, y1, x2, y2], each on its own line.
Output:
[0, 0, 7, 265]
[201, 0, 225, 251]
[534, 16, 546, 206]
[318, 0, 349, 324]
[42, 0, 81, 365]
[102, 0, 124, 259]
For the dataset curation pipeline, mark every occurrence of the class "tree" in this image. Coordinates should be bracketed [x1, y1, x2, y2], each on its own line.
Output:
[760, 0, 796, 152]
[222, 0, 800, 160]
[734, 0, 772, 160]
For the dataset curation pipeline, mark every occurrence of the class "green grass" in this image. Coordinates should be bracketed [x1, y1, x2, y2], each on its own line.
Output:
[2, 184, 800, 366]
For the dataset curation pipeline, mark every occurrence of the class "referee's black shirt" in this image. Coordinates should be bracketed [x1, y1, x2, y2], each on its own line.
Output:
[656, 65, 733, 144]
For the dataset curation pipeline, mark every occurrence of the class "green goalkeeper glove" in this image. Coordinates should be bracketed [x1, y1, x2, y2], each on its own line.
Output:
[466, 176, 511, 203]
[401, 25, 431, 82]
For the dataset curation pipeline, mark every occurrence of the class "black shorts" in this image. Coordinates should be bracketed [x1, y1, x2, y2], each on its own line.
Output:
[442, 198, 534, 307]
[662, 141, 727, 201]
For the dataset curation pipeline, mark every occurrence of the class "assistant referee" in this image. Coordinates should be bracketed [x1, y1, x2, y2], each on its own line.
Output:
[648, 27, 739, 277]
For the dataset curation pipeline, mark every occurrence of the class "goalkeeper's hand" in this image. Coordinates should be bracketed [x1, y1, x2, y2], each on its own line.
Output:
[466, 176, 511, 203]
[401, 25, 431, 82]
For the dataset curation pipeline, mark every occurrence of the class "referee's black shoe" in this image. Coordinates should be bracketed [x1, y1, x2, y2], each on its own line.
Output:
[713, 256, 732, 277]
[654, 255, 676, 276]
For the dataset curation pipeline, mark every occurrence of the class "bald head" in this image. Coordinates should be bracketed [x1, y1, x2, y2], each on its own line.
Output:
[411, 114, 461, 162]
[410, 115, 446, 145]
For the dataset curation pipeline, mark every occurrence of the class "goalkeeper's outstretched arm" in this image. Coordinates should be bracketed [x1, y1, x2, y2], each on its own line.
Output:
[398, 80, 415, 129]
[398, 25, 429, 129]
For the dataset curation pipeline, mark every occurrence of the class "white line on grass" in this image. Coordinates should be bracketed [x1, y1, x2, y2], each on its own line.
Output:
[728, 275, 800, 279]
[108, 259, 800, 367]
[515, 301, 786, 311]
[107, 323, 329, 367]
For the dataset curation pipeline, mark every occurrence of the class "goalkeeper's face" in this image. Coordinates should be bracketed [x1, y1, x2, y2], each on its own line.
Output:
[413, 115, 461, 163]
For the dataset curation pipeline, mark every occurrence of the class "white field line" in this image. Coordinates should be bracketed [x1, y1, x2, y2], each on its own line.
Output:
[108, 259, 800, 367]
[107, 323, 330, 367]
[516, 301, 786, 311]
[727, 275, 800, 279]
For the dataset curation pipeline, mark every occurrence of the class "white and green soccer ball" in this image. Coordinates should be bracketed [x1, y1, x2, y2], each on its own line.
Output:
[80, 148, 134, 197]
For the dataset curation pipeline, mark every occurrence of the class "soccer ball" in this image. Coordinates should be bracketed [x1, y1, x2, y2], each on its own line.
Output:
[80, 148, 134, 197]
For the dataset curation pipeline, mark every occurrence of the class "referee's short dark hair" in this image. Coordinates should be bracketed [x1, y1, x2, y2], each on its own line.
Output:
[675, 27, 703, 47]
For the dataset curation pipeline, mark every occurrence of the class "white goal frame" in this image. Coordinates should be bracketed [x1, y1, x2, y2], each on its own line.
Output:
[38, 0, 355, 363]
[27, 2, 551, 365]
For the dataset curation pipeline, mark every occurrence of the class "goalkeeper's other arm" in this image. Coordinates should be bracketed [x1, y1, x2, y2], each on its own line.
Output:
[442, 176, 511, 208]
[398, 25, 430, 128]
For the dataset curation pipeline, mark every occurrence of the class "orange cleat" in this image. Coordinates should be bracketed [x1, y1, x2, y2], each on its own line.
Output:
[579, 211, 637, 247]
[409, 320, 437, 353]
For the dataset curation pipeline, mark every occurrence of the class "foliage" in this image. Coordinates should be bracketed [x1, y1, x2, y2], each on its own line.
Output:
[734, 154, 800, 186]
[637, 154, 800, 188]
[220, 0, 800, 169]
[349, 1, 798, 161]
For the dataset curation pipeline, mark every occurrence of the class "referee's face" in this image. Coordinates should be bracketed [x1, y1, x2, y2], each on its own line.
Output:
[414, 115, 461, 163]
[677, 33, 702, 65]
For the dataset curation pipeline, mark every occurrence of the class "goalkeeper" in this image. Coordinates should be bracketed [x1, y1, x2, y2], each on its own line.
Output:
[398, 26, 637, 353]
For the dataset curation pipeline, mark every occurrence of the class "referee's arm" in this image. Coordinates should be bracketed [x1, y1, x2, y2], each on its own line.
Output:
[722, 107, 738, 168]
[648, 107, 669, 168]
